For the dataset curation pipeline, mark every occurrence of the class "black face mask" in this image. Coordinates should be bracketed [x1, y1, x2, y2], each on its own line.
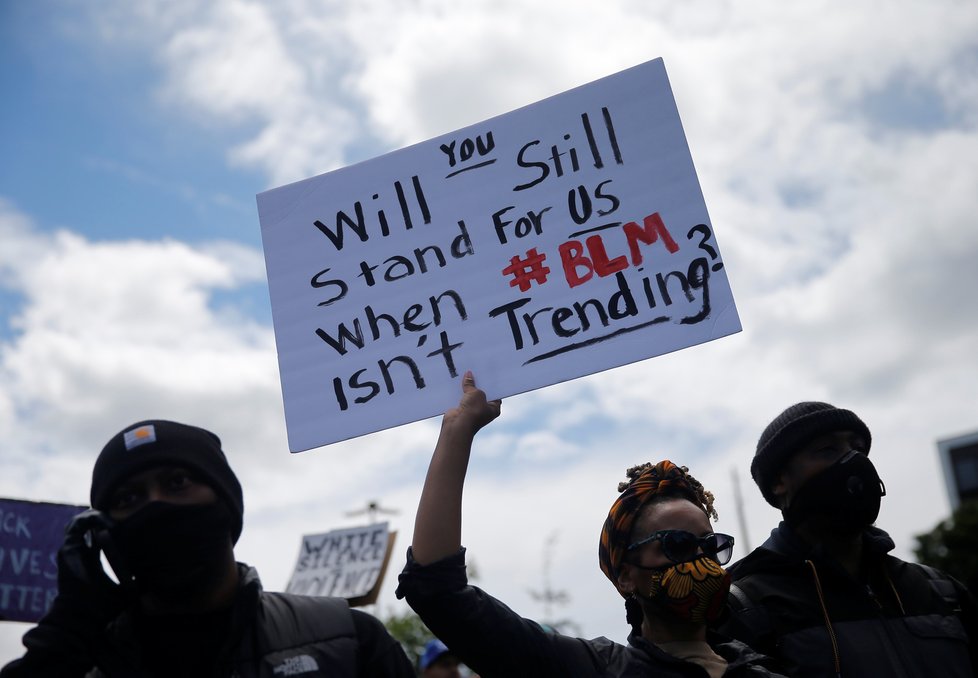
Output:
[109, 501, 234, 599]
[784, 451, 886, 535]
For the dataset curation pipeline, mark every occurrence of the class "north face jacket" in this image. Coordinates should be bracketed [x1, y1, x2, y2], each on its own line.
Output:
[718, 523, 976, 677]
[397, 548, 787, 678]
[2, 563, 414, 677]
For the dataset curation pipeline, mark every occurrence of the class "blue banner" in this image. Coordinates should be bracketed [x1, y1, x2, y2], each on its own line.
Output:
[0, 498, 86, 623]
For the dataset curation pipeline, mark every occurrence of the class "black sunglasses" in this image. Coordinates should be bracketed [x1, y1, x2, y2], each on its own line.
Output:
[626, 530, 735, 566]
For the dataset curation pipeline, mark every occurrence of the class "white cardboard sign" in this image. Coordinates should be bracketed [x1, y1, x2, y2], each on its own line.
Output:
[286, 522, 391, 600]
[258, 58, 741, 451]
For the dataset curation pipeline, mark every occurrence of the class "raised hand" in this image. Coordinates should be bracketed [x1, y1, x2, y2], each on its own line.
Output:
[442, 370, 501, 436]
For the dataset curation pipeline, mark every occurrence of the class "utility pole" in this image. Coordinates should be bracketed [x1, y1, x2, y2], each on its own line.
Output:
[731, 467, 751, 554]
[345, 499, 399, 524]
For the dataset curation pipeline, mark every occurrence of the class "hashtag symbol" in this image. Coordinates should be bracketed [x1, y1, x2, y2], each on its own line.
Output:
[502, 248, 550, 292]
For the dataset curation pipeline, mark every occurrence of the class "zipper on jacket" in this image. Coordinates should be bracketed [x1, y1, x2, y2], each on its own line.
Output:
[864, 584, 883, 611]
[882, 566, 906, 615]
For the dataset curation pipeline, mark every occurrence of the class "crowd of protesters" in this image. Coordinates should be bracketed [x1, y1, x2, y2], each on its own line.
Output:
[2, 372, 974, 676]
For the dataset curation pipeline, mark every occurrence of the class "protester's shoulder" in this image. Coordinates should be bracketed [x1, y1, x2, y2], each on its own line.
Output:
[727, 545, 796, 584]
[256, 590, 357, 647]
[719, 550, 794, 649]
[711, 636, 787, 677]
[588, 635, 784, 677]
[237, 561, 264, 590]
[240, 560, 352, 628]
[884, 553, 950, 581]
[256, 592, 399, 645]
[727, 526, 804, 580]
[582, 635, 680, 675]
[261, 589, 352, 617]
[580, 634, 625, 660]
[348, 607, 398, 646]
[883, 555, 975, 607]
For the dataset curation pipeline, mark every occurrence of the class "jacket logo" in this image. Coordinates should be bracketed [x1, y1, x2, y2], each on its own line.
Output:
[273, 654, 319, 675]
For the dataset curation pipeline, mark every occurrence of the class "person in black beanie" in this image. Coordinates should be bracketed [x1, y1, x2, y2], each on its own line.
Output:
[1, 420, 414, 678]
[718, 402, 977, 677]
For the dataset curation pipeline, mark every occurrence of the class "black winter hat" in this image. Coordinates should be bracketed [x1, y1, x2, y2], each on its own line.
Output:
[751, 402, 872, 507]
[90, 420, 244, 543]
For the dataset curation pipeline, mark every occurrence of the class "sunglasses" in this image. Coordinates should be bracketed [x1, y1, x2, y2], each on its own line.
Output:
[626, 529, 735, 566]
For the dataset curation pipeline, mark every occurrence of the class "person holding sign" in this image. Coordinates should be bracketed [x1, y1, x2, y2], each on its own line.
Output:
[1, 420, 414, 678]
[718, 402, 977, 677]
[397, 373, 784, 677]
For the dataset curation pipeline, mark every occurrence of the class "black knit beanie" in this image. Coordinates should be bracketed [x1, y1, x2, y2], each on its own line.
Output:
[90, 420, 244, 543]
[752, 402, 872, 507]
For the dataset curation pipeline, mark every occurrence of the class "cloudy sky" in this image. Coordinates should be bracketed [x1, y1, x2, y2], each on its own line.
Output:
[2, 0, 977, 661]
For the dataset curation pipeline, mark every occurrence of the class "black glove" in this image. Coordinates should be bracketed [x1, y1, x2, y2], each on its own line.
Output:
[55, 509, 128, 619]
[0, 510, 128, 677]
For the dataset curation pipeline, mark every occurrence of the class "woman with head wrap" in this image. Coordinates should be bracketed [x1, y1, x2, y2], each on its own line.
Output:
[397, 373, 784, 677]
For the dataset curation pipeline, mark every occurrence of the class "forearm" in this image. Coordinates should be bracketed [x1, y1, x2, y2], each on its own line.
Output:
[411, 417, 475, 565]
[412, 371, 499, 565]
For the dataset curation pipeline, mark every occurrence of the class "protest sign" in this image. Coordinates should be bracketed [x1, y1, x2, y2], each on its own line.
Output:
[285, 522, 395, 605]
[257, 57, 741, 451]
[0, 498, 86, 623]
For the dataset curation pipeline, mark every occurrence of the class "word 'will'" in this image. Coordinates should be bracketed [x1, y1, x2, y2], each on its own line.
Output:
[313, 175, 431, 252]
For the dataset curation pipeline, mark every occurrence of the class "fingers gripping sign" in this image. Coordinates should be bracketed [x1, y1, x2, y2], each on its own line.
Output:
[444, 371, 501, 435]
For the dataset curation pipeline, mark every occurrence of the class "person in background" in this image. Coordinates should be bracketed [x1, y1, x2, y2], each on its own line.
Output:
[1, 419, 414, 677]
[397, 372, 785, 677]
[420, 638, 461, 678]
[720, 401, 977, 676]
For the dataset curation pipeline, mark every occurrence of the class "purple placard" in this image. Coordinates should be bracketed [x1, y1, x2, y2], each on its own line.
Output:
[0, 498, 86, 623]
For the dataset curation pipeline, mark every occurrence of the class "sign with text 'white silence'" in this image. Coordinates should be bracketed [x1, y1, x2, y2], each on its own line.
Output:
[257, 58, 741, 451]
[286, 522, 393, 604]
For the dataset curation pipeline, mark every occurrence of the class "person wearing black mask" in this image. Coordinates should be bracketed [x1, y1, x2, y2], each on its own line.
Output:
[1, 420, 414, 678]
[719, 402, 977, 677]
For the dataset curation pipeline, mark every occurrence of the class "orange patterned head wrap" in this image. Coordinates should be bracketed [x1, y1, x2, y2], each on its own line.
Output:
[598, 460, 716, 595]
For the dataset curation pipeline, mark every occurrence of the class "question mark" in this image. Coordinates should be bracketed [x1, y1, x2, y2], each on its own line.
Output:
[687, 224, 723, 272]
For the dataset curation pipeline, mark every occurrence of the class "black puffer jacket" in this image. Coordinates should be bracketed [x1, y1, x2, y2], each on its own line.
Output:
[397, 548, 786, 678]
[2, 563, 414, 678]
[719, 523, 976, 677]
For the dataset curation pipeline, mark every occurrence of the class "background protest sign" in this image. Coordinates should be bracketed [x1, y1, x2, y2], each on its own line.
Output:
[257, 57, 741, 451]
[285, 522, 395, 606]
[0, 498, 86, 623]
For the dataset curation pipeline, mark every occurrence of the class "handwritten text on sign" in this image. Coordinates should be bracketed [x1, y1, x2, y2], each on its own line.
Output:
[0, 498, 86, 623]
[257, 58, 741, 451]
[286, 523, 391, 600]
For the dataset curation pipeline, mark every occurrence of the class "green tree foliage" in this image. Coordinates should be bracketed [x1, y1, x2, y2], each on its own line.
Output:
[914, 499, 978, 596]
[383, 609, 431, 668]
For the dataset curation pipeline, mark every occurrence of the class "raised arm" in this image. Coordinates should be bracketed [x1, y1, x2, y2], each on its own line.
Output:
[411, 371, 500, 565]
